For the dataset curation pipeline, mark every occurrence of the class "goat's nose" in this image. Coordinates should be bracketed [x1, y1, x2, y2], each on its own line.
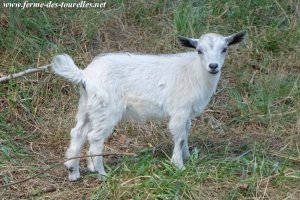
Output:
[209, 63, 218, 70]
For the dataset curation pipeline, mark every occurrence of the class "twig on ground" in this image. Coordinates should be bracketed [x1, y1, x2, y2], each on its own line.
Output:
[0, 65, 51, 83]
[0, 152, 136, 188]
[268, 151, 300, 162]
[121, 176, 152, 186]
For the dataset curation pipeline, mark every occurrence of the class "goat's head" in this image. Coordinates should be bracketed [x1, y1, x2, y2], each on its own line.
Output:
[177, 31, 247, 75]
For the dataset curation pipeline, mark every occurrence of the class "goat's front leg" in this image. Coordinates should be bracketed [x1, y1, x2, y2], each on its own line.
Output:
[182, 120, 191, 162]
[169, 115, 190, 169]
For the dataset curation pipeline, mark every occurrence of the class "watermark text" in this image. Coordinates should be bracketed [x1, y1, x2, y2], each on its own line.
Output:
[3, 1, 107, 9]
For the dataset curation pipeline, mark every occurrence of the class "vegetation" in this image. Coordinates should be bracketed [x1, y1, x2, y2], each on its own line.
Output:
[1, 0, 299, 199]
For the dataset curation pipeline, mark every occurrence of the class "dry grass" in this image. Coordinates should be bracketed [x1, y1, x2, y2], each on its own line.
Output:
[1, 0, 300, 199]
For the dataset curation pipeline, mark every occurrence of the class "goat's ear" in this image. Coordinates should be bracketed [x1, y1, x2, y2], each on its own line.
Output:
[226, 31, 247, 46]
[177, 36, 198, 49]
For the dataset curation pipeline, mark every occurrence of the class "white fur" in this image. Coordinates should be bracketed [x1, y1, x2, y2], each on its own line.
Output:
[52, 31, 246, 181]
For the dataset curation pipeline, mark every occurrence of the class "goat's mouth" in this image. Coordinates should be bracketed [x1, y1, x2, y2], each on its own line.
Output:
[209, 70, 219, 75]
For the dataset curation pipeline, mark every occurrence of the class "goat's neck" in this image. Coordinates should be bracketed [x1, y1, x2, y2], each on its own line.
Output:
[191, 56, 221, 89]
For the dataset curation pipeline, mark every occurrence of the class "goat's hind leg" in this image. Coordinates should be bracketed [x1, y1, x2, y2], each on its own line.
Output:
[87, 107, 121, 180]
[64, 90, 90, 181]
[64, 116, 90, 181]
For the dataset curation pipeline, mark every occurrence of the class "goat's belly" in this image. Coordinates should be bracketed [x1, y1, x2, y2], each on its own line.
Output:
[122, 98, 167, 123]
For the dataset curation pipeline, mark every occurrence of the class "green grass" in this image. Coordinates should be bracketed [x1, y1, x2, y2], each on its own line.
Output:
[228, 73, 300, 126]
[1, 0, 300, 199]
[81, 144, 296, 199]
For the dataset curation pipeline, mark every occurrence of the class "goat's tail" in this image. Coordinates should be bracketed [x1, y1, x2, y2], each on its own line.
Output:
[52, 54, 84, 84]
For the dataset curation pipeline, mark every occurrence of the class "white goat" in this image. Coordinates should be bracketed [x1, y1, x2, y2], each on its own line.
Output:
[52, 31, 247, 181]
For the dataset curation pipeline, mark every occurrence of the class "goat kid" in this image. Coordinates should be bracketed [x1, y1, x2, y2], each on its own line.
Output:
[52, 31, 247, 181]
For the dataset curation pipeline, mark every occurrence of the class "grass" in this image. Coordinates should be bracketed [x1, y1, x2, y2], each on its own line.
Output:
[0, 0, 300, 199]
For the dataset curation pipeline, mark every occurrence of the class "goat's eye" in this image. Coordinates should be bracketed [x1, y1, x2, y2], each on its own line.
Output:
[197, 50, 203, 54]
[222, 48, 228, 53]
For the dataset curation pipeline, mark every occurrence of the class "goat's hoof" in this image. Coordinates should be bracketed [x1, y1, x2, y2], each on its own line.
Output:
[171, 158, 184, 170]
[68, 172, 81, 181]
[87, 165, 107, 181]
[172, 162, 186, 170]
[182, 154, 190, 162]
[175, 164, 186, 171]
[65, 166, 81, 181]
[87, 164, 97, 173]
[99, 173, 108, 181]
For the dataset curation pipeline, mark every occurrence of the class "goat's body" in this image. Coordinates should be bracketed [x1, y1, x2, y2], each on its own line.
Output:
[82, 52, 219, 122]
[54, 52, 220, 180]
[52, 31, 246, 181]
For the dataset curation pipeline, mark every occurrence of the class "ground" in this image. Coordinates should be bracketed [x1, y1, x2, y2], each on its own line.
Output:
[0, 0, 300, 199]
